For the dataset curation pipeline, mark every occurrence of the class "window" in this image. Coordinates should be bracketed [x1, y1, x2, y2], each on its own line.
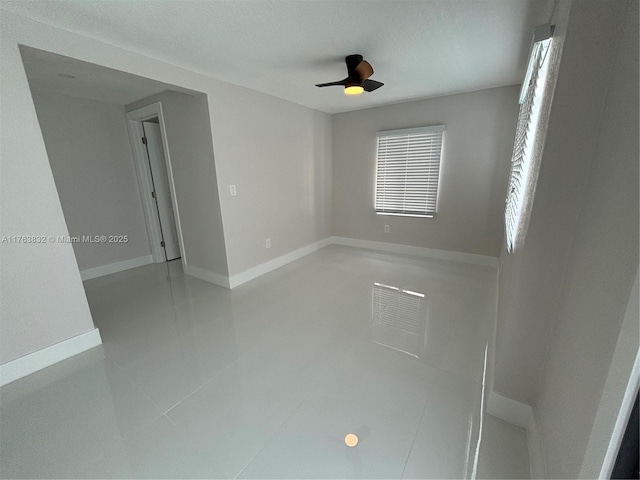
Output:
[375, 125, 445, 217]
[505, 24, 554, 252]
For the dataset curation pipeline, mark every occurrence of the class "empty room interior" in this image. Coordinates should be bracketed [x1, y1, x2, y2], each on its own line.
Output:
[0, 0, 638, 479]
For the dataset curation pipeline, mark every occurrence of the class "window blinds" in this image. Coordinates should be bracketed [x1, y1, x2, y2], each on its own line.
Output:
[505, 25, 553, 253]
[375, 125, 445, 217]
[372, 282, 426, 359]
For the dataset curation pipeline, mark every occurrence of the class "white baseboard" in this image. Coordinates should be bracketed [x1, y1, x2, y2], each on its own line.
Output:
[486, 390, 532, 427]
[185, 237, 497, 290]
[80, 255, 153, 281]
[228, 237, 333, 288]
[184, 264, 230, 289]
[527, 409, 547, 479]
[0, 328, 102, 387]
[330, 236, 499, 267]
[486, 390, 546, 478]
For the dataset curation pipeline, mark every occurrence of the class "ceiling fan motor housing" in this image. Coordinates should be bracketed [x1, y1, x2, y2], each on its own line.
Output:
[315, 54, 384, 92]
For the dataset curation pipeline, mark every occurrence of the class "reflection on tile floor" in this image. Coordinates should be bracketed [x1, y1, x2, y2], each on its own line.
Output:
[0, 246, 530, 478]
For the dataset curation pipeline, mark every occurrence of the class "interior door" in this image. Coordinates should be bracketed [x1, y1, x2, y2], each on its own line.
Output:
[143, 121, 181, 261]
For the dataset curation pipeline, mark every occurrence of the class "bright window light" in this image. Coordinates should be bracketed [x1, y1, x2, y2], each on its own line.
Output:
[505, 24, 554, 253]
[374, 125, 445, 217]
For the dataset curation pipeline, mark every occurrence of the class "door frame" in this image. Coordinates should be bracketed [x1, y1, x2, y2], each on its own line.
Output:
[125, 103, 187, 268]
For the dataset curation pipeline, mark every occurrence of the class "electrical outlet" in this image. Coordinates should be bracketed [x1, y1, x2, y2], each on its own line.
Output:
[229, 184, 237, 196]
[384, 225, 390, 233]
[265, 238, 271, 249]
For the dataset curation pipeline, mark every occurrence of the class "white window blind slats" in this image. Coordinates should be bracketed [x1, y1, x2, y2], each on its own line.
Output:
[375, 126, 444, 217]
[504, 29, 552, 253]
[505, 57, 540, 245]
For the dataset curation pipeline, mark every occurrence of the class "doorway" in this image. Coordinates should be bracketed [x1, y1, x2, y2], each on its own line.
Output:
[126, 103, 186, 267]
[142, 120, 180, 261]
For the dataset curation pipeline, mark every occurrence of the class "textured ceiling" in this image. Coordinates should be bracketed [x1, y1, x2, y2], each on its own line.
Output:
[4, 0, 554, 114]
[20, 47, 196, 106]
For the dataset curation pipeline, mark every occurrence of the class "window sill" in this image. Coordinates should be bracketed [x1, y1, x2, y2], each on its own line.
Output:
[375, 212, 434, 218]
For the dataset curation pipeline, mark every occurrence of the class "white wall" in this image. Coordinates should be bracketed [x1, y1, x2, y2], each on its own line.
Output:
[127, 86, 333, 279]
[332, 86, 519, 257]
[493, 0, 638, 477]
[533, 1, 639, 476]
[0, 17, 95, 364]
[493, 0, 634, 405]
[126, 91, 229, 277]
[206, 84, 332, 276]
[31, 91, 151, 271]
[579, 271, 639, 479]
[0, 10, 333, 365]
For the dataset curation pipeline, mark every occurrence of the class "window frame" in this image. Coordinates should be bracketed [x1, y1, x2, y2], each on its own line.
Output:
[505, 24, 554, 253]
[374, 124, 445, 218]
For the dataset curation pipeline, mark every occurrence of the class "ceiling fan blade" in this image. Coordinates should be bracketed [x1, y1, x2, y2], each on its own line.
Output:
[315, 79, 348, 87]
[345, 54, 364, 76]
[363, 79, 384, 92]
[354, 60, 374, 80]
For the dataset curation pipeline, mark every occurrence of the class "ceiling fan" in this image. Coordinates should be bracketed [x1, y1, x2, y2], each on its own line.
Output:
[315, 54, 384, 95]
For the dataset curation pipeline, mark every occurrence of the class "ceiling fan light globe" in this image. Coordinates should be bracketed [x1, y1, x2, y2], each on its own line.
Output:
[344, 85, 364, 95]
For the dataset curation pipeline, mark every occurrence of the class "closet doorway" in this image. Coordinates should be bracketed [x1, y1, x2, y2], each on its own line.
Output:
[126, 103, 185, 265]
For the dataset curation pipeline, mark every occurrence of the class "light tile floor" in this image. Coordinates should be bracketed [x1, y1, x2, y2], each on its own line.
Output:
[0, 246, 529, 478]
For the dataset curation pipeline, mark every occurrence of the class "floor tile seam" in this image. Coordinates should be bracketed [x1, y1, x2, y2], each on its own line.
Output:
[153, 320, 321, 417]
[162, 355, 246, 416]
[105, 318, 258, 416]
[104, 351, 167, 420]
[94, 310, 182, 335]
[102, 339, 482, 408]
[336, 244, 496, 271]
[427, 361, 484, 388]
[399, 393, 431, 479]
[117, 415, 170, 450]
[90, 251, 491, 475]
[160, 412, 225, 478]
[98, 305, 237, 345]
[230, 389, 319, 480]
[231, 333, 366, 479]
[168, 289, 229, 310]
[231, 431, 279, 480]
[102, 358, 173, 445]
